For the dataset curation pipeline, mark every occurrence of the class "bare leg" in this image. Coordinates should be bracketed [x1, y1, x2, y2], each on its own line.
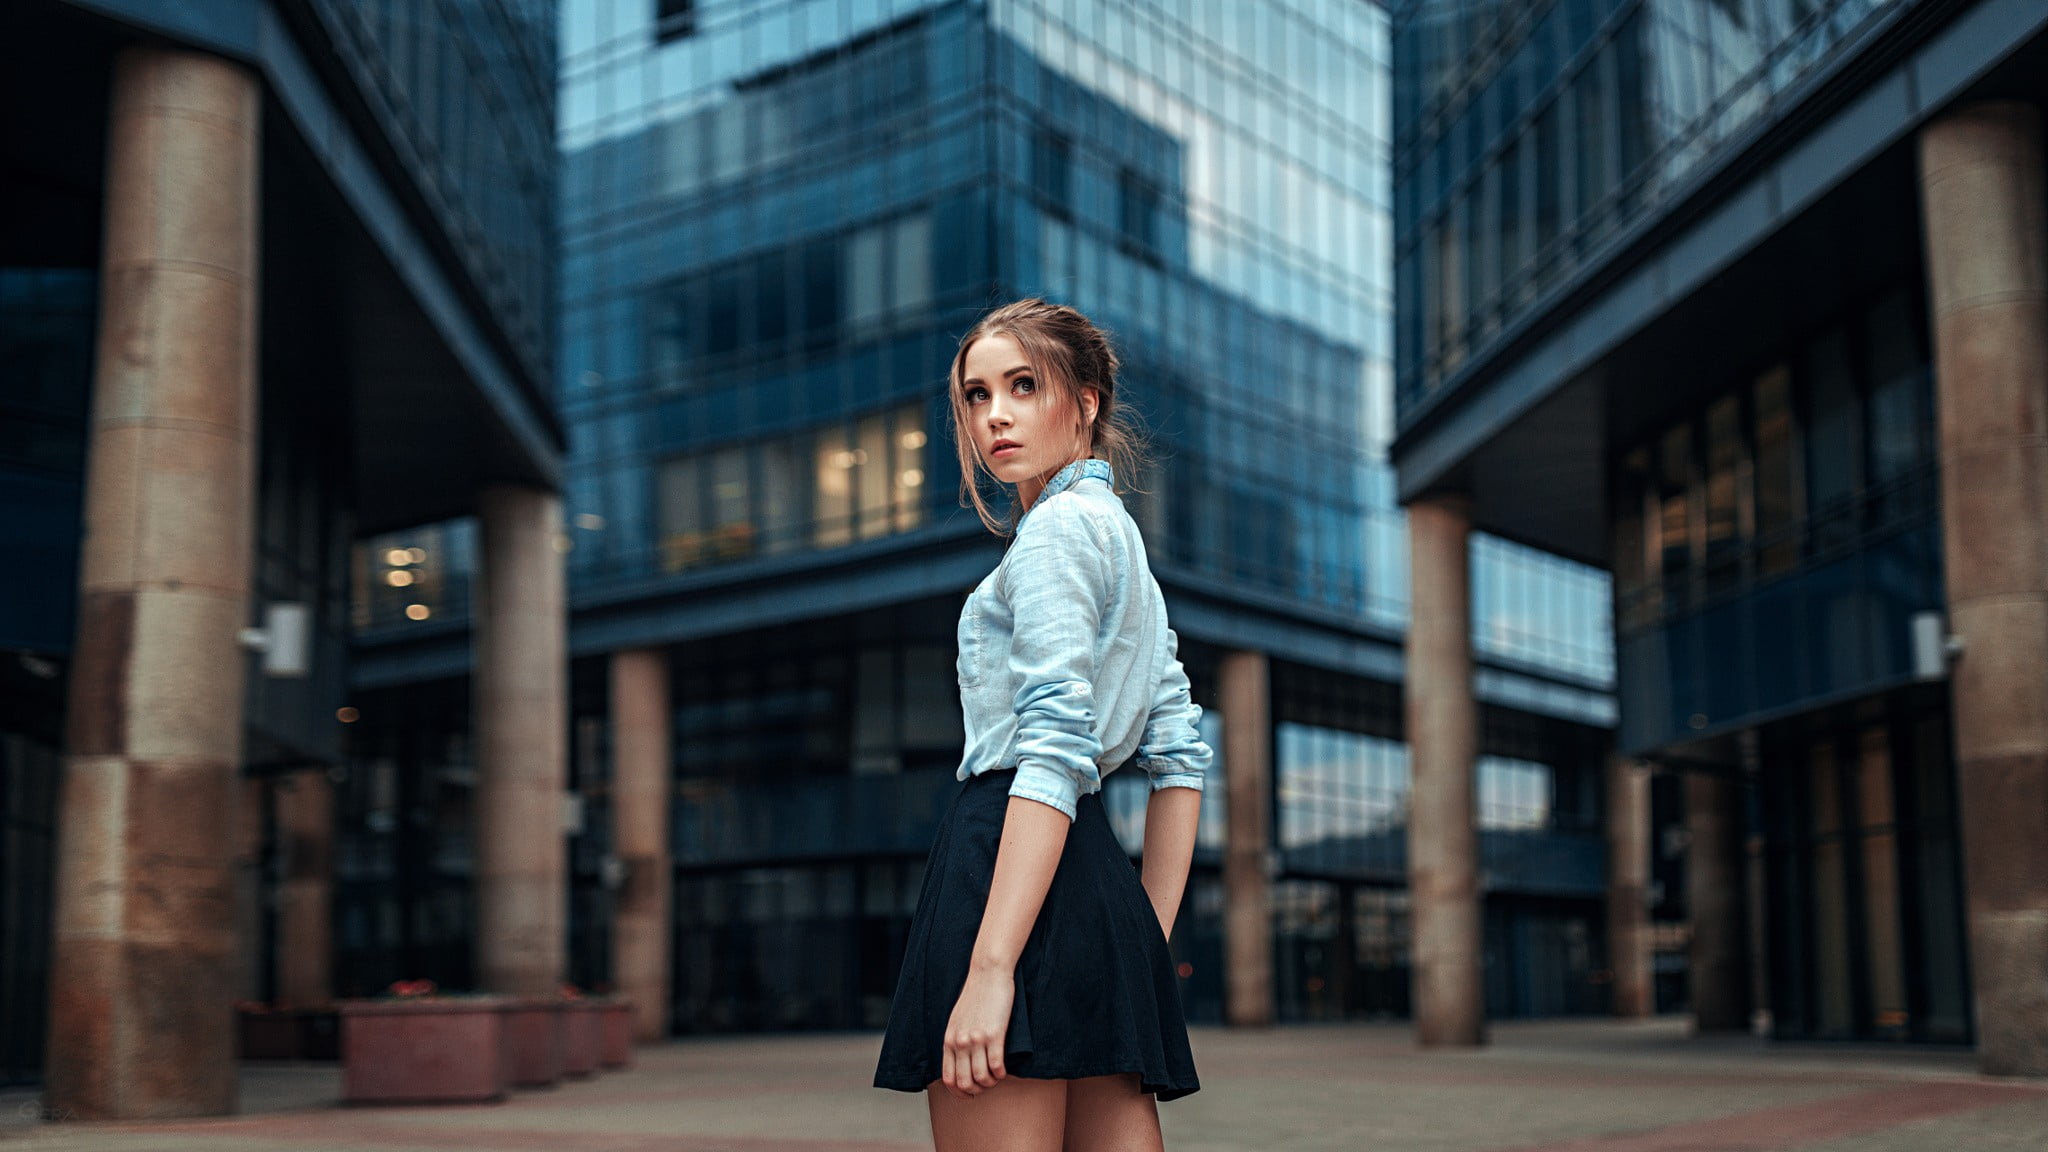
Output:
[1063, 1073, 1164, 1152]
[927, 1076, 1067, 1152]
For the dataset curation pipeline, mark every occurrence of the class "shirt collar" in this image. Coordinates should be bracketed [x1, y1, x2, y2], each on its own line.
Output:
[1021, 457, 1113, 524]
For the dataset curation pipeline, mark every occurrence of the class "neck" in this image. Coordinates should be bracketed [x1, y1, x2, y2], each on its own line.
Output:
[1017, 455, 1091, 516]
[1017, 475, 1049, 516]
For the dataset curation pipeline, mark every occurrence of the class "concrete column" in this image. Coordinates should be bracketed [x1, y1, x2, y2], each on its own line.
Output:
[1606, 756, 1654, 1018]
[274, 769, 334, 1008]
[610, 648, 671, 1041]
[1919, 100, 2048, 1076]
[1404, 494, 1485, 1047]
[1685, 773, 1751, 1032]
[45, 46, 261, 1121]
[475, 486, 569, 996]
[1219, 649, 1272, 1028]
[233, 778, 266, 1006]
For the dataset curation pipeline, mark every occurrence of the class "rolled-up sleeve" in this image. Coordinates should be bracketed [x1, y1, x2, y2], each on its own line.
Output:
[1135, 627, 1209, 792]
[1000, 498, 1112, 821]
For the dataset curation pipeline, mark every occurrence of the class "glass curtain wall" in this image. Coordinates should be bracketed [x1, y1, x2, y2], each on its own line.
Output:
[1392, 0, 1906, 409]
[1265, 661, 1607, 1022]
[1609, 280, 1939, 750]
[310, 0, 558, 387]
[560, 0, 986, 591]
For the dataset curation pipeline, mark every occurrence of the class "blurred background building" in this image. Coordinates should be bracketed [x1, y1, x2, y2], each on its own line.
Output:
[350, 0, 1624, 1042]
[1389, 0, 2048, 1073]
[3, 0, 1734, 1111]
[0, 0, 562, 1111]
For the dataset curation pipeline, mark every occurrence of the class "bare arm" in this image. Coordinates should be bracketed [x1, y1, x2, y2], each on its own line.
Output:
[1140, 786, 1200, 939]
[943, 795, 1070, 1097]
[972, 796, 1071, 975]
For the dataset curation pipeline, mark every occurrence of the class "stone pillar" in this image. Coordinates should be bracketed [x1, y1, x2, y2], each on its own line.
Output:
[610, 648, 671, 1041]
[232, 778, 267, 1006]
[1685, 772, 1750, 1032]
[274, 769, 334, 1008]
[1606, 755, 1654, 1018]
[1404, 494, 1485, 1047]
[44, 46, 261, 1121]
[1919, 100, 2048, 1076]
[1219, 649, 1272, 1028]
[475, 486, 569, 996]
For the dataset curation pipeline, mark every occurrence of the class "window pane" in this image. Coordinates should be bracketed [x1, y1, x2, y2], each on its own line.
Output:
[1614, 445, 1650, 618]
[801, 237, 841, 338]
[710, 445, 751, 560]
[755, 250, 787, 350]
[1865, 288, 1928, 484]
[857, 412, 890, 539]
[1804, 326, 1860, 548]
[845, 226, 886, 330]
[1534, 100, 1561, 262]
[1657, 423, 1692, 586]
[760, 439, 803, 555]
[1753, 364, 1798, 575]
[658, 456, 704, 570]
[814, 426, 854, 548]
[893, 403, 927, 533]
[1498, 139, 1522, 296]
[892, 213, 932, 316]
[1704, 394, 1742, 589]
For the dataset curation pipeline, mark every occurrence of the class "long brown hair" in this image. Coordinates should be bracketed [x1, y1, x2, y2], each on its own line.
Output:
[947, 299, 1150, 535]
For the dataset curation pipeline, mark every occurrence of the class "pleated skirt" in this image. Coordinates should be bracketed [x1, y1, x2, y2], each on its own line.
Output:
[871, 766, 1200, 1101]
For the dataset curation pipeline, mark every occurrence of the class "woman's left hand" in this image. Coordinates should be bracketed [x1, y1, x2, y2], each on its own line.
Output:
[940, 967, 1014, 1098]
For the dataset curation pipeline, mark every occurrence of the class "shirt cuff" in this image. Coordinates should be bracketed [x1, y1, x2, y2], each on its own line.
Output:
[1007, 762, 1082, 820]
[1146, 770, 1204, 793]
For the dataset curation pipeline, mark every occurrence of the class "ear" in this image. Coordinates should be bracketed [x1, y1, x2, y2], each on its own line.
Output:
[1078, 385, 1100, 426]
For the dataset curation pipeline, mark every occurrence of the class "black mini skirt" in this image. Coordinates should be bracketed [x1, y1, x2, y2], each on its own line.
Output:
[871, 765, 1200, 1101]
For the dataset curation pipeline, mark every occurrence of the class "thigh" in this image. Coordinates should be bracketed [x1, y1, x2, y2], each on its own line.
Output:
[1063, 1072, 1163, 1152]
[926, 1075, 1067, 1152]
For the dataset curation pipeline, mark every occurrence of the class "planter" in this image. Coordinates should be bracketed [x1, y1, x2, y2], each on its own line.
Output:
[501, 997, 566, 1088]
[339, 995, 511, 1104]
[561, 999, 602, 1078]
[239, 1006, 340, 1061]
[597, 997, 633, 1069]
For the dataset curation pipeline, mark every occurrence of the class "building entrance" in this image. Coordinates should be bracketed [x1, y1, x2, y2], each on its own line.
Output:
[1758, 691, 1971, 1043]
[1273, 880, 1412, 1022]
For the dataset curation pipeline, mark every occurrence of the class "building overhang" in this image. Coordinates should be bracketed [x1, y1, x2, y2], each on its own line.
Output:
[1388, 0, 2048, 567]
[43, 0, 564, 535]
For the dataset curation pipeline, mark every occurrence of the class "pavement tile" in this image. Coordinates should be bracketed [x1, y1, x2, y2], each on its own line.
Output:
[0, 1018, 2040, 1152]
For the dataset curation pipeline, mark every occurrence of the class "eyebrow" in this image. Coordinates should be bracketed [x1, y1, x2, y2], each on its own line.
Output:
[960, 365, 1032, 389]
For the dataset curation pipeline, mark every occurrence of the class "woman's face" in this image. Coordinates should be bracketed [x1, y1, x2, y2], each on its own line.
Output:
[960, 333, 1096, 491]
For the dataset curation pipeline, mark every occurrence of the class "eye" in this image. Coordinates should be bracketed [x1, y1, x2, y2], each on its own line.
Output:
[964, 385, 988, 405]
[1012, 376, 1036, 394]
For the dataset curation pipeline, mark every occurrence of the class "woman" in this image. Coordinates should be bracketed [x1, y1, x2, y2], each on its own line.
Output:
[873, 300, 1211, 1151]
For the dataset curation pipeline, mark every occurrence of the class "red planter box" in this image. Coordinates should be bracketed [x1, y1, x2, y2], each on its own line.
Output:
[501, 997, 566, 1088]
[597, 998, 633, 1069]
[561, 999, 602, 1078]
[339, 996, 511, 1105]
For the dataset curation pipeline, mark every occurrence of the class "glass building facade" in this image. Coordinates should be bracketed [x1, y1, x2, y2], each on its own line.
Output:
[345, 0, 1619, 1034]
[1392, 0, 1903, 410]
[309, 0, 560, 387]
[1388, 0, 2015, 1046]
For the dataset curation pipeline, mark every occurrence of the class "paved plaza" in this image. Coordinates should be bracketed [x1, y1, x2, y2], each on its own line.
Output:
[2, 1018, 2043, 1151]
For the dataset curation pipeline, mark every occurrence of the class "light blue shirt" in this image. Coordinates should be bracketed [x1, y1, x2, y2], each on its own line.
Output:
[955, 457, 1212, 820]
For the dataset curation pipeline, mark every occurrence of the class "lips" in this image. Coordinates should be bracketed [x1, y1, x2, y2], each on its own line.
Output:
[991, 440, 1021, 457]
